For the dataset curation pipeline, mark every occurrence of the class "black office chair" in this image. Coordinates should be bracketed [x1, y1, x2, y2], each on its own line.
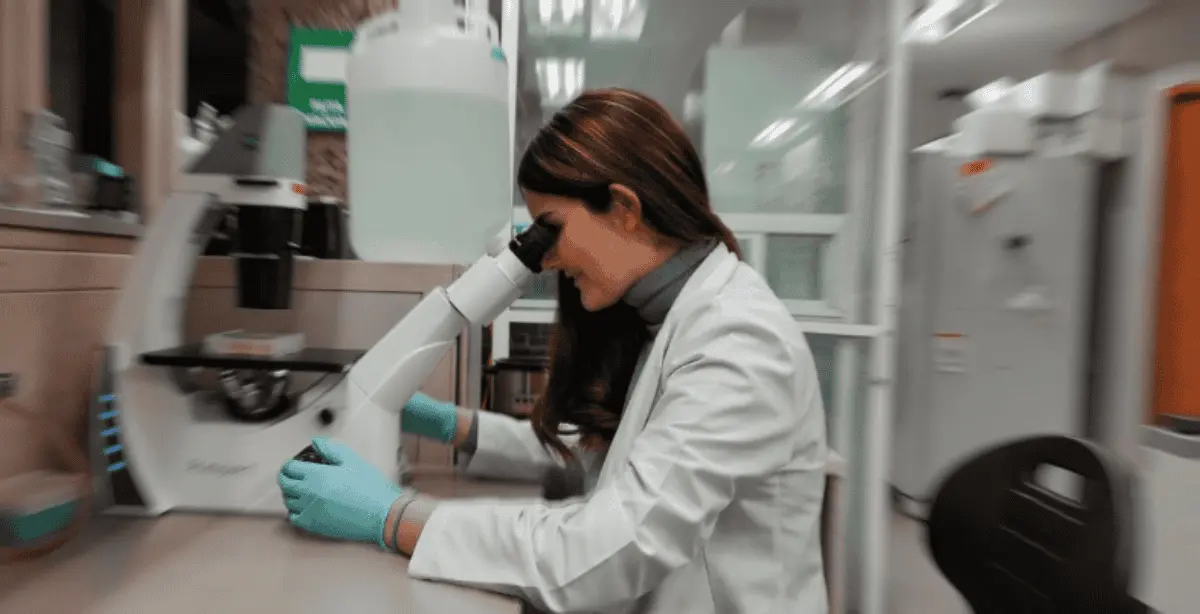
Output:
[924, 435, 1149, 614]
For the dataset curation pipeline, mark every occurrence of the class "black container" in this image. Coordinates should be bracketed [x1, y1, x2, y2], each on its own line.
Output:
[90, 174, 138, 214]
[300, 196, 350, 259]
[234, 205, 301, 310]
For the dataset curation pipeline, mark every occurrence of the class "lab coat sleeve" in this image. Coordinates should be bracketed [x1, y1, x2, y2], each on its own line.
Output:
[458, 409, 576, 482]
[409, 311, 801, 613]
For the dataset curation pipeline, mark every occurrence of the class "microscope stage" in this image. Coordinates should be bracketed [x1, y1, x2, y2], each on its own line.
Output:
[140, 343, 364, 373]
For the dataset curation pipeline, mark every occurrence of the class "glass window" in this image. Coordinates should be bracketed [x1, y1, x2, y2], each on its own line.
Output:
[509, 322, 553, 358]
[767, 235, 828, 301]
[733, 234, 756, 262]
[806, 332, 840, 417]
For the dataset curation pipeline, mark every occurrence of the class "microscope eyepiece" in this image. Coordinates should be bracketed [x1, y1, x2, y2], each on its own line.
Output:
[508, 216, 561, 273]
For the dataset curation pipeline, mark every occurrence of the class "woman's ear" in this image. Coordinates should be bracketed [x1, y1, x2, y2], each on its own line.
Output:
[609, 184, 643, 233]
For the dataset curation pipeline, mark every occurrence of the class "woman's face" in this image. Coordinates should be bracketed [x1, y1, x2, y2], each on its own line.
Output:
[524, 187, 671, 312]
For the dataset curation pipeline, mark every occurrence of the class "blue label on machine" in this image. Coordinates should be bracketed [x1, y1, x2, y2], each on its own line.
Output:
[491, 47, 506, 62]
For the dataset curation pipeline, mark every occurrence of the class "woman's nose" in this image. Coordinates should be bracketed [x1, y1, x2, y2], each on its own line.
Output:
[542, 250, 562, 272]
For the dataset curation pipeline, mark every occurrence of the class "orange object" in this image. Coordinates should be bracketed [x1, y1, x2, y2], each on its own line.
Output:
[960, 159, 993, 176]
[1152, 84, 1200, 422]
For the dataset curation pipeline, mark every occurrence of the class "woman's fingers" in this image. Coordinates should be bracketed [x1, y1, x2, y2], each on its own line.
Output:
[278, 473, 305, 494]
[310, 437, 348, 466]
[280, 460, 313, 480]
[283, 493, 306, 514]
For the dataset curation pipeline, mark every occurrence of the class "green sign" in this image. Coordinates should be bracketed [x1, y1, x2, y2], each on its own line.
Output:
[287, 27, 354, 132]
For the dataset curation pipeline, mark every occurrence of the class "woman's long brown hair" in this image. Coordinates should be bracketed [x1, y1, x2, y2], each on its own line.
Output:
[517, 88, 742, 461]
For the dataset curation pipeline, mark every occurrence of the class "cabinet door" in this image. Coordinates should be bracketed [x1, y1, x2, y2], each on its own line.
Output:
[1153, 86, 1200, 422]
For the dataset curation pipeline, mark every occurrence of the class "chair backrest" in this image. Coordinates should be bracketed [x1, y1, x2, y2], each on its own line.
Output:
[925, 435, 1137, 614]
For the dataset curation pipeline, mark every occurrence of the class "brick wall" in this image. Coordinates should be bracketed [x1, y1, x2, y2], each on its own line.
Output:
[247, 0, 400, 200]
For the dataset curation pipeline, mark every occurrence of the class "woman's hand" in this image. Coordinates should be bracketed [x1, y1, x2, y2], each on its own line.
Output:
[307, 437, 397, 479]
[278, 438, 404, 549]
[401, 392, 459, 442]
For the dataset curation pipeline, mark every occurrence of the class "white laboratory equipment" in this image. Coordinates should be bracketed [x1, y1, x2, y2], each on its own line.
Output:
[96, 99, 555, 516]
[346, 1, 509, 265]
[892, 64, 1141, 514]
[178, 103, 226, 172]
[94, 0, 545, 517]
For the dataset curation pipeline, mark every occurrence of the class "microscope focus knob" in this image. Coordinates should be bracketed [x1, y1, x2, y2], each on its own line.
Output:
[316, 409, 335, 427]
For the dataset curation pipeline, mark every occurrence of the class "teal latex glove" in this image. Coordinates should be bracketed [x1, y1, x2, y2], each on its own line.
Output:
[401, 392, 458, 442]
[279, 438, 404, 548]
[306, 437, 400, 485]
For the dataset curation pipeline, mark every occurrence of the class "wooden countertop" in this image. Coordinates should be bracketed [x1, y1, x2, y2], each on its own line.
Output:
[0, 476, 539, 614]
[1, 454, 846, 614]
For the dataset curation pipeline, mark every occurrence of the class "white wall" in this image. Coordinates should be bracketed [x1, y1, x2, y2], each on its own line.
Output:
[902, 0, 1179, 150]
[906, 85, 967, 149]
[908, 3, 1187, 143]
[1059, 0, 1200, 71]
[1056, 0, 1200, 465]
[1056, 7, 1200, 609]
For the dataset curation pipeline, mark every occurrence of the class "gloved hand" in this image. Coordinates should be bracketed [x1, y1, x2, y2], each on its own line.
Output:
[279, 438, 404, 548]
[307, 437, 399, 484]
[401, 392, 458, 442]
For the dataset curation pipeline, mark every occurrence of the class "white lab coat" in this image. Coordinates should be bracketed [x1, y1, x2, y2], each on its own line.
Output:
[408, 243, 829, 614]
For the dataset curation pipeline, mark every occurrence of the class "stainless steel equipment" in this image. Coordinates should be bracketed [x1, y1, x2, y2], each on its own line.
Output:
[486, 357, 548, 417]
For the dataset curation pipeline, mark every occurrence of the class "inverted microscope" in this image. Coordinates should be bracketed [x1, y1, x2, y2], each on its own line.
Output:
[93, 104, 558, 516]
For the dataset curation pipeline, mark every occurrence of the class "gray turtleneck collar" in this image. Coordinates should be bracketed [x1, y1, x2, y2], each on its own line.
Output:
[623, 238, 718, 329]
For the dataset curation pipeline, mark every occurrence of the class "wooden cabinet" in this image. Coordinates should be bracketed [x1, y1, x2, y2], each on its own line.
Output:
[1152, 85, 1200, 422]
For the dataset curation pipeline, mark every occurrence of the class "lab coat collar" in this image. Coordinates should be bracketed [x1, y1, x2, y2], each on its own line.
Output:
[597, 242, 740, 487]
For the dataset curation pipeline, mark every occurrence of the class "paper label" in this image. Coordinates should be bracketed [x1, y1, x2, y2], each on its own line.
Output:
[933, 333, 967, 373]
[955, 161, 1013, 216]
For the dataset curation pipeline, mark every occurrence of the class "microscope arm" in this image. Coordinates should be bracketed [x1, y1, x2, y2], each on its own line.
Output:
[345, 219, 560, 418]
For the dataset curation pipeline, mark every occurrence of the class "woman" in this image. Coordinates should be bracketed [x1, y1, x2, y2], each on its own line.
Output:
[278, 88, 829, 614]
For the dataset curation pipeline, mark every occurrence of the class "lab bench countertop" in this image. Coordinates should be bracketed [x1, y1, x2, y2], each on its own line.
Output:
[1, 455, 846, 614]
[0, 477, 540, 614]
